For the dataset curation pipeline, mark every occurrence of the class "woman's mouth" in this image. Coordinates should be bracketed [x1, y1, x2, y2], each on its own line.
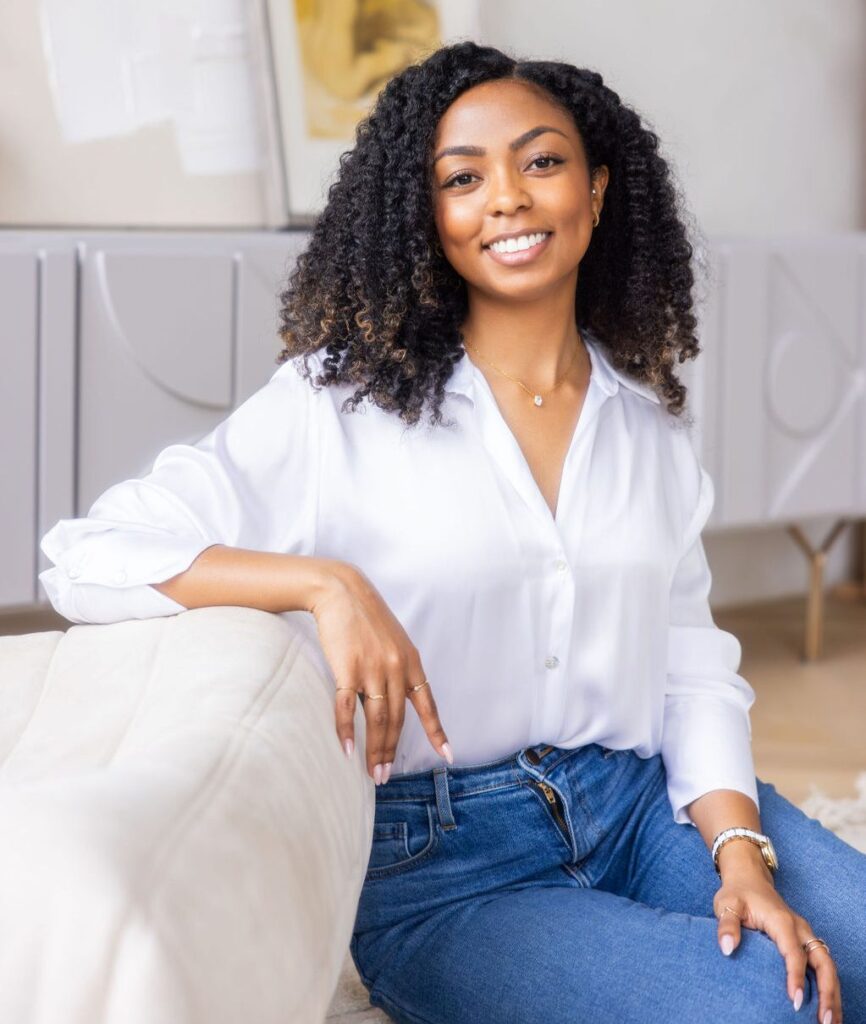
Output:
[483, 231, 553, 266]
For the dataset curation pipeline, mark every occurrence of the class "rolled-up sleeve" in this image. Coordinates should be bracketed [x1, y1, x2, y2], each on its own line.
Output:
[39, 356, 318, 625]
[661, 460, 760, 827]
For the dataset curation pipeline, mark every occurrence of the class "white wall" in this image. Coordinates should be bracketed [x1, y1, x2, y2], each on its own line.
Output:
[482, 0, 866, 235]
[0, 0, 269, 227]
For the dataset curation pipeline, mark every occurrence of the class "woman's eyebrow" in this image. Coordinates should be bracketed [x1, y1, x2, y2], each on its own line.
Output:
[432, 125, 568, 165]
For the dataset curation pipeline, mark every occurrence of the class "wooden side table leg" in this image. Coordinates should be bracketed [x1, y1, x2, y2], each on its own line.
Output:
[786, 520, 850, 662]
[861, 518, 866, 596]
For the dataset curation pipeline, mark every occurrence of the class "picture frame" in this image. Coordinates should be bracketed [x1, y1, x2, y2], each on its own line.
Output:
[260, 0, 483, 226]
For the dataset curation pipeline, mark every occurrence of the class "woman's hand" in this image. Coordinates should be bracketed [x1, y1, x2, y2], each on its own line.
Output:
[310, 562, 453, 784]
[714, 862, 842, 1024]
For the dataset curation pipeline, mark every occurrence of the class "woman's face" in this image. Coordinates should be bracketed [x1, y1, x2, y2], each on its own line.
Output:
[429, 78, 608, 301]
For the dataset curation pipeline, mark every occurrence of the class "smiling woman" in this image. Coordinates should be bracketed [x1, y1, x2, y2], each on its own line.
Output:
[37, 37, 865, 1024]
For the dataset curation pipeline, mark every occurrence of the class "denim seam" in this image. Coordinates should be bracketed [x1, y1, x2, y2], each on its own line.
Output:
[375, 779, 521, 803]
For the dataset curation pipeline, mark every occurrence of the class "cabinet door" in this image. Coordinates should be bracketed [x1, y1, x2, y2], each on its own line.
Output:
[705, 237, 864, 528]
[0, 252, 37, 606]
[77, 239, 238, 512]
[36, 246, 78, 594]
[235, 234, 310, 402]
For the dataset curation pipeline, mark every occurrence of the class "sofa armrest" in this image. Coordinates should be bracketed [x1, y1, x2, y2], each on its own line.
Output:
[0, 605, 375, 1024]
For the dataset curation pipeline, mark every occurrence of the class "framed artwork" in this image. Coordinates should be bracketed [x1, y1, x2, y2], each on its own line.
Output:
[260, 0, 483, 226]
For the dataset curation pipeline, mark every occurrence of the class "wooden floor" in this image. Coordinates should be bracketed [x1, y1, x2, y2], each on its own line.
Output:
[3, 588, 865, 809]
[715, 583, 866, 807]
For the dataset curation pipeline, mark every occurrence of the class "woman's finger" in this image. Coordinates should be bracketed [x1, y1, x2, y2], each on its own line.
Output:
[334, 680, 360, 759]
[759, 908, 809, 1010]
[796, 917, 843, 1024]
[405, 671, 452, 765]
[715, 896, 744, 955]
[378, 661, 408, 783]
[360, 675, 390, 783]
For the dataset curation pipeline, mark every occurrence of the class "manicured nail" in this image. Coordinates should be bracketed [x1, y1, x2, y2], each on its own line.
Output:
[721, 935, 734, 956]
[793, 988, 803, 1011]
[823, 1011, 832, 1024]
[373, 763, 383, 785]
[440, 741, 453, 765]
[382, 762, 392, 784]
[343, 738, 354, 758]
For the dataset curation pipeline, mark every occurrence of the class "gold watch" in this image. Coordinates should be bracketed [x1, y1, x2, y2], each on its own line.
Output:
[711, 827, 779, 876]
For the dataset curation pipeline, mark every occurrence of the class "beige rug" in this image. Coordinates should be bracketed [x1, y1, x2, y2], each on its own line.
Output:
[325, 776, 866, 1021]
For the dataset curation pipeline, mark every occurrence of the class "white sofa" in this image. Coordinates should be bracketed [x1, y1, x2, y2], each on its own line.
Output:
[0, 606, 389, 1023]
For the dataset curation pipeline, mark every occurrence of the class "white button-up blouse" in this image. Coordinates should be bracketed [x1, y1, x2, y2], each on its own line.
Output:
[39, 328, 760, 827]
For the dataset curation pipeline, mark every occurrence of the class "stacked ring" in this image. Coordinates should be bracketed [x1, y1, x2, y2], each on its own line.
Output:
[334, 679, 431, 699]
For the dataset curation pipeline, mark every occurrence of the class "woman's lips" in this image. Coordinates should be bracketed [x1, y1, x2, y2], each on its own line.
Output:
[483, 232, 553, 266]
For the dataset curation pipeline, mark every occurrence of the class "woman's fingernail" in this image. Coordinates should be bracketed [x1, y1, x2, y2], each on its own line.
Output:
[793, 988, 803, 1011]
[721, 935, 734, 956]
[823, 1011, 832, 1024]
[382, 762, 392, 784]
[440, 741, 453, 765]
[373, 763, 383, 785]
[343, 738, 354, 758]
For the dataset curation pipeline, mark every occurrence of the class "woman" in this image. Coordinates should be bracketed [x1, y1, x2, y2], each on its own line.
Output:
[40, 42, 863, 1024]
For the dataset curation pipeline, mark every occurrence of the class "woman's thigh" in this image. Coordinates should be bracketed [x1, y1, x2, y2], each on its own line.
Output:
[596, 768, 866, 1020]
[353, 878, 820, 1024]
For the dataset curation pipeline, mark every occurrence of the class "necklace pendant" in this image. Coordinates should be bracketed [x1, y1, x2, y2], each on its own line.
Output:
[533, 394, 543, 407]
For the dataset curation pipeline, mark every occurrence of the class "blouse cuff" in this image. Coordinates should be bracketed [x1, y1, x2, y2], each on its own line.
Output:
[661, 692, 760, 826]
[39, 518, 218, 623]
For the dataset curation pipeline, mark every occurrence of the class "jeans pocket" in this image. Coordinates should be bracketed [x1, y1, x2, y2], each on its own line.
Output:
[365, 800, 440, 881]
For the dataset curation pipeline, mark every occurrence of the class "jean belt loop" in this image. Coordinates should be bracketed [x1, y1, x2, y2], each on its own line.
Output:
[433, 765, 456, 830]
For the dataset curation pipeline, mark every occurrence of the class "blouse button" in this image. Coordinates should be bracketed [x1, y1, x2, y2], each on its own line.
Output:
[113, 569, 127, 584]
[554, 559, 568, 573]
[67, 566, 81, 580]
[544, 656, 560, 670]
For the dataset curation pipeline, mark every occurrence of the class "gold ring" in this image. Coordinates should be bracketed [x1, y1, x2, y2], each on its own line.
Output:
[407, 679, 430, 694]
[720, 905, 743, 922]
[363, 692, 386, 701]
[802, 938, 830, 955]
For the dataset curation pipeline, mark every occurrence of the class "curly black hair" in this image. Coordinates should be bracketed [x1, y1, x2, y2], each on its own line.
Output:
[276, 40, 708, 429]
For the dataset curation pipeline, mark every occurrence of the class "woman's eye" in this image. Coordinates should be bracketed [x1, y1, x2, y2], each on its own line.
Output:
[442, 154, 563, 189]
[530, 154, 563, 170]
[443, 172, 477, 189]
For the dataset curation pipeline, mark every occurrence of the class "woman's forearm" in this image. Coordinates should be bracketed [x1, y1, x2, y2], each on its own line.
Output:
[150, 544, 349, 615]
[686, 789, 773, 883]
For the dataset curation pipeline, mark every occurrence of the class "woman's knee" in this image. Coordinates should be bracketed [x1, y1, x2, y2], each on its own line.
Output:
[708, 926, 819, 1023]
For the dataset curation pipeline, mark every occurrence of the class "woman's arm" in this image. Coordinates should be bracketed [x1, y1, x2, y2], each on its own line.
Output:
[150, 544, 347, 615]
[687, 789, 773, 883]
[660, 455, 761, 829]
[39, 356, 320, 625]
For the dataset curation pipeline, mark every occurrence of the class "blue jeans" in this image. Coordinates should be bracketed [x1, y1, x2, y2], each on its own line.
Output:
[350, 742, 866, 1023]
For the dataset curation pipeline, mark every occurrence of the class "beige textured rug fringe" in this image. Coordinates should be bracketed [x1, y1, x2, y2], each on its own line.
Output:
[798, 771, 866, 853]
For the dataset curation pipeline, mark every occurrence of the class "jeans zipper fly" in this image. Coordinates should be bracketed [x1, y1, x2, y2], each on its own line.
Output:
[536, 780, 570, 840]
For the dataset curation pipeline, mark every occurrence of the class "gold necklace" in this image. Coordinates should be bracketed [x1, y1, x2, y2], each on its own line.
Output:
[463, 332, 583, 408]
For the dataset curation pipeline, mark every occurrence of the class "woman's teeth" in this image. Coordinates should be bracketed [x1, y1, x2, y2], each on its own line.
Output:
[488, 232, 549, 254]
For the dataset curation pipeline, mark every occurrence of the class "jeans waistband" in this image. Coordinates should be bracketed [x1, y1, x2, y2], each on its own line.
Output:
[376, 742, 603, 829]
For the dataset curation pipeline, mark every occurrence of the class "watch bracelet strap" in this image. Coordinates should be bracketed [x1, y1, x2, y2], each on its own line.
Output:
[712, 827, 774, 875]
